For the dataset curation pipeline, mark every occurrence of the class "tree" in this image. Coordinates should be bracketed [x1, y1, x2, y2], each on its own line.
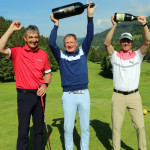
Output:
[0, 55, 14, 82]
[100, 55, 112, 78]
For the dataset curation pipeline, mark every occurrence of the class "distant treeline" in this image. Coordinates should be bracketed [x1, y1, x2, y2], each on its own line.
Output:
[0, 16, 150, 82]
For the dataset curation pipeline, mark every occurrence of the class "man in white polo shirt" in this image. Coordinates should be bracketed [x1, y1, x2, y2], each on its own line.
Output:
[104, 15, 150, 150]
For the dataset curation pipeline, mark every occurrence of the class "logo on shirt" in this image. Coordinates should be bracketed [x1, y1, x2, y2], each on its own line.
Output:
[36, 59, 43, 62]
[129, 61, 134, 64]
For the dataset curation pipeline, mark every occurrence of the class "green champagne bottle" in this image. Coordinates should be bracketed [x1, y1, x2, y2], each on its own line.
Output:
[114, 13, 137, 22]
[52, 2, 95, 19]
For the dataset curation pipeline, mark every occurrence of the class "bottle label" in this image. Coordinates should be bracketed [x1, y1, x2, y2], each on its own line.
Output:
[131, 16, 134, 20]
[63, 6, 75, 14]
[116, 14, 125, 21]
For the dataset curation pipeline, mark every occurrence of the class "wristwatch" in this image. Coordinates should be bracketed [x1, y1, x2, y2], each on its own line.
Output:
[44, 83, 49, 87]
[141, 23, 147, 27]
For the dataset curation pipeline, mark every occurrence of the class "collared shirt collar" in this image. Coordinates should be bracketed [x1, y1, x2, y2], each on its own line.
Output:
[117, 49, 136, 60]
[120, 49, 132, 55]
[23, 44, 39, 52]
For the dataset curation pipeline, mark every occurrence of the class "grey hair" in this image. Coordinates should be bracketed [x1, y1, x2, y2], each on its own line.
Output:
[24, 25, 40, 37]
[63, 34, 77, 43]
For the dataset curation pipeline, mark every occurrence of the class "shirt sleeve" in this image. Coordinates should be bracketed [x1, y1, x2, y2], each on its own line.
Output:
[44, 54, 51, 74]
[9, 46, 20, 61]
[136, 49, 144, 63]
[81, 18, 94, 56]
[109, 50, 116, 66]
[5, 48, 11, 59]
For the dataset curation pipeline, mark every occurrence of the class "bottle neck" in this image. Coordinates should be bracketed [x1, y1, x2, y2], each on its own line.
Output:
[83, 3, 95, 9]
[134, 16, 138, 20]
[83, 4, 89, 9]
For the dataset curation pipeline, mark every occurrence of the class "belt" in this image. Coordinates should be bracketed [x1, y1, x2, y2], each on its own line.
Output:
[69, 89, 87, 94]
[114, 89, 138, 95]
[17, 88, 37, 94]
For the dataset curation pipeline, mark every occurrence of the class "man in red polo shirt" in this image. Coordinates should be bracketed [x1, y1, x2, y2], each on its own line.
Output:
[0, 21, 51, 150]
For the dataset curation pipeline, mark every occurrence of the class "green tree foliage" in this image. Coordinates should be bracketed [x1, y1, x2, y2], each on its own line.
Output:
[88, 47, 105, 63]
[0, 16, 59, 82]
[100, 55, 112, 77]
[0, 55, 14, 82]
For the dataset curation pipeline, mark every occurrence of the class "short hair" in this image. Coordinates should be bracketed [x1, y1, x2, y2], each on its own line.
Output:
[24, 25, 40, 37]
[63, 34, 77, 43]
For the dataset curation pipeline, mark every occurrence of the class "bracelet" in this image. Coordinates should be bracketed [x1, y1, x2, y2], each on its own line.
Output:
[104, 43, 111, 47]
[44, 83, 49, 87]
[141, 23, 147, 27]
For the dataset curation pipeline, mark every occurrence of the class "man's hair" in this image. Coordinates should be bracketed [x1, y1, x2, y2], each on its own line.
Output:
[24, 25, 40, 37]
[63, 34, 77, 43]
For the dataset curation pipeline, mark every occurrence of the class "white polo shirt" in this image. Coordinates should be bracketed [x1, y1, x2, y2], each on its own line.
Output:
[109, 49, 144, 91]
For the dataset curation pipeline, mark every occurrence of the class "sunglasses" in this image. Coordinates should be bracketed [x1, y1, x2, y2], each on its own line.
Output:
[120, 38, 132, 43]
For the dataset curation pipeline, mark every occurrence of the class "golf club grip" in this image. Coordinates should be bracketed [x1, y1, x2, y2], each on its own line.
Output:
[41, 96, 44, 107]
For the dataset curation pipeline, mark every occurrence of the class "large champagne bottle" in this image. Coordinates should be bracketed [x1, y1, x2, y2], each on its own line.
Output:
[114, 13, 138, 22]
[52, 2, 95, 19]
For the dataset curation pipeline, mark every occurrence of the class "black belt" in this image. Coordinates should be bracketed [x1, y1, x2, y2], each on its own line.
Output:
[17, 88, 37, 94]
[114, 89, 138, 95]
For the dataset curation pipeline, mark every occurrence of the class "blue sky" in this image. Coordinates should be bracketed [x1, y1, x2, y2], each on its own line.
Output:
[0, 0, 150, 38]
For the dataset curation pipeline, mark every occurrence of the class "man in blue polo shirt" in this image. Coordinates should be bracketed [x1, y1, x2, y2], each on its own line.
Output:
[49, 1, 97, 150]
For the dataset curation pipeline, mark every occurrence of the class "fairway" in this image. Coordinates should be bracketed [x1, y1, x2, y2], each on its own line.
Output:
[0, 61, 150, 150]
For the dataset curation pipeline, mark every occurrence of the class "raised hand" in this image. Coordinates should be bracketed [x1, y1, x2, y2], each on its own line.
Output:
[87, 1, 98, 18]
[9, 21, 22, 32]
[50, 13, 59, 26]
[138, 16, 147, 25]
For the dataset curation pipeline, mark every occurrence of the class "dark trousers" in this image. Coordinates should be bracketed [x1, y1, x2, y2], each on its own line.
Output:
[16, 92, 46, 150]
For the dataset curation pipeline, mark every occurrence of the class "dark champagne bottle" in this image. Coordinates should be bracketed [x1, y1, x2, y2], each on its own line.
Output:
[114, 13, 138, 22]
[52, 2, 95, 19]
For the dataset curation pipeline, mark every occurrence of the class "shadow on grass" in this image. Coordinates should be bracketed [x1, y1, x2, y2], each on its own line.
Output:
[51, 118, 80, 150]
[90, 119, 134, 150]
[28, 124, 52, 150]
[99, 71, 113, 79]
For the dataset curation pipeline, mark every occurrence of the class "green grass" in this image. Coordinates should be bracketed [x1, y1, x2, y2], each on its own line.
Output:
[0, 61, 150, 150]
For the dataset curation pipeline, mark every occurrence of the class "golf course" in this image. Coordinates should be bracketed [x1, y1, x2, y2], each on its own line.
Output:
[0, 61, 150, 150]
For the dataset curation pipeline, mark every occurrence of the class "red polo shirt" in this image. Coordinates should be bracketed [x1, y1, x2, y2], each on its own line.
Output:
[9, 44, 51, 89]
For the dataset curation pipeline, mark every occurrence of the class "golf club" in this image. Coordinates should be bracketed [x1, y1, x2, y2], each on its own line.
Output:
[39, 84, 51, 150]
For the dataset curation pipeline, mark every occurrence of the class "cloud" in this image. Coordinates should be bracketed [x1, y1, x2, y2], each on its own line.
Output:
[126, 5, 150, 16]
[95, 19, 111, 29]
[124, 0, 150, 16]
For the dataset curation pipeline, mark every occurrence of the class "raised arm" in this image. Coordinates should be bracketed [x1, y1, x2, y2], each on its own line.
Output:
[49, 13, 61, 62]
[82, 1, 98, 55]
[0, 21, 22, 57]
[104, 15, 118, 56]
[138, 16, 150, 55]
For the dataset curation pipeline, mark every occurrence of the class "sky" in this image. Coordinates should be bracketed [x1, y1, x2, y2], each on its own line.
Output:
[0, 0, 150, 38]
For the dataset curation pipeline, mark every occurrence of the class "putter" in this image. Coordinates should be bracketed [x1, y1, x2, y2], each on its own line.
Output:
[39, 84, 51, 150]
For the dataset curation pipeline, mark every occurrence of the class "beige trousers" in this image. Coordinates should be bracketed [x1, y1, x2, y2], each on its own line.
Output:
[112, 91, 147, 150]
